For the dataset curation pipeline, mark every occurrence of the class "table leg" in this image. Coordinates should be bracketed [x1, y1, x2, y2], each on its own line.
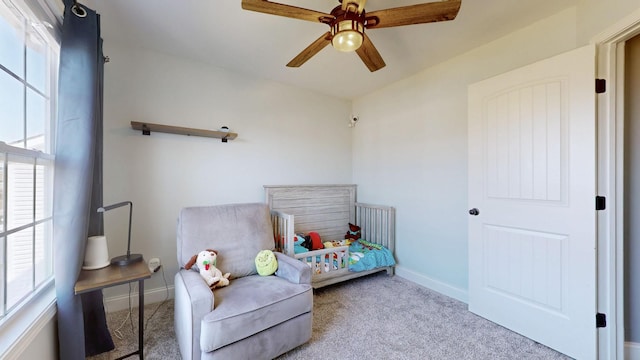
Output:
[114, 279, 146, 360]
[139, 279, 144, 359]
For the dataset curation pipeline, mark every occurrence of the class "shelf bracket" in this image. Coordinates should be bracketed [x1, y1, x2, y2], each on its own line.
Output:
[141, 124, 151, 136]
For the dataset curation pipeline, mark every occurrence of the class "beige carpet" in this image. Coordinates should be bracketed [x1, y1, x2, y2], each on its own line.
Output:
[89, 272, 571, 359]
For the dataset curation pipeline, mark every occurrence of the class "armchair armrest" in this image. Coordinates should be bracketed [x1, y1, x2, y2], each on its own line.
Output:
[275, 252, 311, 285]
[175, 269, 214, 360]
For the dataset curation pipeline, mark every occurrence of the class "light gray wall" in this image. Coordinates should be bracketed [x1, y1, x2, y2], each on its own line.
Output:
[15, 317, 57, 360]
[100, 45, 354, 298]
[625, 34, 640, 343]
[352, 8, 579, 298]
[577, 0, 640, 44]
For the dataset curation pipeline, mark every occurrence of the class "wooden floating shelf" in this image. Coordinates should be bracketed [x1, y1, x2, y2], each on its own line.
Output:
[130, 121, 237, 142]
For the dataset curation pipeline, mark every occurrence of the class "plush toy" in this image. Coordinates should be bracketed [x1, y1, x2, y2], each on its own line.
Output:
[185, 249, 230, 289]
[306, 231, 323, 250]
[323, 240, 345, 248]
[345, 223, 361, 244]
[301, 234, 312, 250]
[293, 234, 309, 254]
[255, 249, 278, 276]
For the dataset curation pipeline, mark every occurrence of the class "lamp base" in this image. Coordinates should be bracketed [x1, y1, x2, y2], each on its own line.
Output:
[111, 253, 143, 266]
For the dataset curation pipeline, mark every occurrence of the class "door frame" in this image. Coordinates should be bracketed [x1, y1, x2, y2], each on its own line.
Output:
[593, 8, 640, 359]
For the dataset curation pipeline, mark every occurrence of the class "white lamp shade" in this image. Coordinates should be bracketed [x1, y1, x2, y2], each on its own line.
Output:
[83, 236, 110, 270]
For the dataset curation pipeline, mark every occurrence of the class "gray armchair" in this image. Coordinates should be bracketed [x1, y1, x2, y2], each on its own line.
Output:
[174, 203, 313, 360]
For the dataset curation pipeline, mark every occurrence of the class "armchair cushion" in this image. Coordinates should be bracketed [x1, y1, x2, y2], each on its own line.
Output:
[200, 275, 312, 352]
[177, 203, 275, 279]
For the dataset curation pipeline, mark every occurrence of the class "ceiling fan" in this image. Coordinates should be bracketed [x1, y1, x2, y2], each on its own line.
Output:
[241, 0, 462, 72]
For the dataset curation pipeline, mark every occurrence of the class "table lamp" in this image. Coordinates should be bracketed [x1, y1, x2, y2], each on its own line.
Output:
[97, 201, 143, 266]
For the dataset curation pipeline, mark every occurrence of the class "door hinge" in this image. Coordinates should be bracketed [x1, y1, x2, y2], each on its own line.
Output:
[596, 79, 606, 93]
[596, 313, 607, 328]
[596, 196, 606, 211]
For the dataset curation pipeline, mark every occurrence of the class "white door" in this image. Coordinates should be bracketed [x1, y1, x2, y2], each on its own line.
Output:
[468, 45, 596, 360]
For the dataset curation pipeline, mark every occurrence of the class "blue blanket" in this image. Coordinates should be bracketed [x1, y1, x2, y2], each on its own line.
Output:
[348, 239, 396, 272]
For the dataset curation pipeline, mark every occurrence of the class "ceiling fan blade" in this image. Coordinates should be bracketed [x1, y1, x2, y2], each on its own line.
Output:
[242, 0, 332, 23]
[355, 33, 386, 72]
[287, 32, 332, 68]
[365, 0, 461, 29]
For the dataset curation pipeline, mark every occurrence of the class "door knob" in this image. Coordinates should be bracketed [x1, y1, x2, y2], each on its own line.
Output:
[468, 208, 479, 216]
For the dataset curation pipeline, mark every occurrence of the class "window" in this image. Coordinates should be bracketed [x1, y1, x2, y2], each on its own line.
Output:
[0, 0, 58, 322]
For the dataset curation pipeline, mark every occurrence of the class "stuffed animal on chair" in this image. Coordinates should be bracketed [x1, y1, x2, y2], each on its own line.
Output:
[185, 249, 230, 289]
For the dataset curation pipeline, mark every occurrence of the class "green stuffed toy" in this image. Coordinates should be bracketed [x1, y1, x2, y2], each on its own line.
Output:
[255, 250, 278, 276]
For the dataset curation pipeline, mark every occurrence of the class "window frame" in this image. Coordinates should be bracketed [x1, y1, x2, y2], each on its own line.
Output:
[0, 0, 60, 356]
[1, 144, 56, 316]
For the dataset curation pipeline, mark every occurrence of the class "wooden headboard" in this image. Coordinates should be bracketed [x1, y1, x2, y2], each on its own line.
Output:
[264, 184, 356, 241]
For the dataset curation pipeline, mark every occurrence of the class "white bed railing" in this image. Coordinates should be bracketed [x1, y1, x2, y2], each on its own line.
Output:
[295, 245, 350, 279]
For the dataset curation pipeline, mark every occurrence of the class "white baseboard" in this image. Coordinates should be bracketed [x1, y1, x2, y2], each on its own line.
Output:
[104, 285, 174, 313]
[627, 342, 640, 360]
[395, 265, 468, 303]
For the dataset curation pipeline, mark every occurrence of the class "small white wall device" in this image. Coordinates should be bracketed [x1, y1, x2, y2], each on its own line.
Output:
[148, 257, 161, 272]
[349, 115, 359, 127]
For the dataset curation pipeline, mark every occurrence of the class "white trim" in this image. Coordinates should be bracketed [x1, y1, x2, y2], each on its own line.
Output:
[592, 8, 640, 360]
[0, 285, 56, 360]
[103, 285, 174, 313]
[626, 342, 640, 360]
[594, 39, 623, 360]
[0, 142, 55, 160]
[395, 266, 468, 303]
[615, 42, 627, 360]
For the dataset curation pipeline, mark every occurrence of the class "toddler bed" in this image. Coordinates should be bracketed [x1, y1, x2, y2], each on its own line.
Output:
[264, 184, 396, 288]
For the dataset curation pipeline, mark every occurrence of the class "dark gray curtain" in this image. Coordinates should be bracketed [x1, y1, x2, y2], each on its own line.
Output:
[53, 1, 114, 358]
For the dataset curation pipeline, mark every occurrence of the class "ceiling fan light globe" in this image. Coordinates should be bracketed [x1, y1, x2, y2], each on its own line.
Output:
[333, 30, 363, 52]
[331, 19, 364, 52]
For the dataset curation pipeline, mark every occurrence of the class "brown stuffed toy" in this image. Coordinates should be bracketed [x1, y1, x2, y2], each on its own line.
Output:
[345, 223, 361, 244]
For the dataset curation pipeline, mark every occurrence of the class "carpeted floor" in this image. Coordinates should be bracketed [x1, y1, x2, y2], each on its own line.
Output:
[89, 272, 572, 359]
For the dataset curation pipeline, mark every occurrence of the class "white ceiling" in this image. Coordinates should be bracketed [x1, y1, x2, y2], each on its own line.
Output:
[84, 0, 578, 100]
